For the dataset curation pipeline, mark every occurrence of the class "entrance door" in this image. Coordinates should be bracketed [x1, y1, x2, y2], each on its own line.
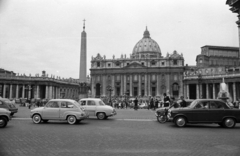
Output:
[96, 83, 101, 98]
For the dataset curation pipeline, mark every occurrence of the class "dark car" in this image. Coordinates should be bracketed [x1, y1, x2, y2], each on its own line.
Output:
[155, 99, 194, 121]
[0, 98, 18, 116]
[168, 99, 240, 128]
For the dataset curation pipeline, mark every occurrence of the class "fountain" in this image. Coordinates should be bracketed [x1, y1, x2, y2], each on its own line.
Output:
[217, 78, 232, 104]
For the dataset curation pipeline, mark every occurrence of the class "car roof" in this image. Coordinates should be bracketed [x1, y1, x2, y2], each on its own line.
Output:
[195, 99, 226, 102]
[80, 98, 101, 101]
[49, 99, 76, 102]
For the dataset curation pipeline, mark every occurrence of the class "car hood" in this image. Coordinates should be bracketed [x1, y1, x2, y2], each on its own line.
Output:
[0, 108, 11, 113]
[31, 107, 44, 112]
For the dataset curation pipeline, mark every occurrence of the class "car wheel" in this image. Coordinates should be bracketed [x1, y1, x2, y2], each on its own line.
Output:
[97, 112, 106, 120]
[157, 115, 167, 123]
[32, 114, 42, 124]
[67, 115, 76, 125]
[42, 120, 48, 123]
[223, 118, 236, 128]
[0, 117, 8, 128]
[174, 116, 187, 127]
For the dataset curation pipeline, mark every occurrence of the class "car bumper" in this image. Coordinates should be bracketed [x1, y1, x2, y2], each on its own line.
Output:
[77, 114, 89, 120]
[108, 111, 117, 117]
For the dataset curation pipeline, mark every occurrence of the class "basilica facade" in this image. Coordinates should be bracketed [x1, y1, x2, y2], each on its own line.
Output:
[90, 28, 185, 100]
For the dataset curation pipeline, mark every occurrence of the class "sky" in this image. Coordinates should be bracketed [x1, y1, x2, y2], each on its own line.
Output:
[0, 0, 238, 79]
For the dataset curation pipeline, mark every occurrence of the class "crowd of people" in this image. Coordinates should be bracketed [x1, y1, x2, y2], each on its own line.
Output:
[108, 93, 188, 110]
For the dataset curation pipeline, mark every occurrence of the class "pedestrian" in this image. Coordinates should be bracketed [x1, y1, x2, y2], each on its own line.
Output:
[180, 96, 187, 107]
[154, 99, 158, 110]
[150, 97, 154, 110]
[134, 97, 138, 110]
[170, 97, 180, 108]
[163, 93, 170, 107]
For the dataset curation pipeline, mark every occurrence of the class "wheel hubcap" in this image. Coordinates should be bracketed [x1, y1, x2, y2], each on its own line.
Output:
[34, 116, 40, 122]
[177, 118, 185, 126]
[0, 119, 4, 125]
[99, 114, 104, 119]
[225, 119, 234, 127]
[69, 117, 75, 123]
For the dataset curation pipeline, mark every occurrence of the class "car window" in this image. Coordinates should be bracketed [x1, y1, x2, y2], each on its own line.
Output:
[195, 101, 209, 109]
[87, 100, 96, 106]
[80, 101, 86, 106]
[46, 101, 59, 108]
[61, 102, 75, 108]
[211, 101, 227, 109]
[99, 100, 105, 106]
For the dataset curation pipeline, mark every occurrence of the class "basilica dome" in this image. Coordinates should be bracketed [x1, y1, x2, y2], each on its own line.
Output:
[132, 27, 161, 55]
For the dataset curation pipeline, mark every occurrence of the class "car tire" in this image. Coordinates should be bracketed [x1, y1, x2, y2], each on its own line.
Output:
[42, 120, 48, 123]
[223, 118, 236, 128]
[174, 116, 187, 127]
[0, 117, 8, 128]
[32, 114, 42, 124]
[157, 115, 167, 123]
[67, 115, 77, 125]
[97, 112, 106, 120]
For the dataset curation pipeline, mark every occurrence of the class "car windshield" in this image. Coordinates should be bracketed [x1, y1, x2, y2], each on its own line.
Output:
[99, 100, 105, 106]
[189, 100, 198, 108]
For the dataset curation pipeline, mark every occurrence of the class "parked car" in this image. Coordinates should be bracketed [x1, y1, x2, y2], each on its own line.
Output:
[79, 98, 117, 120]
[0, 108, 11, 128]
[30, 99, 89, 125]
[168, 99, 240, 128]
[0, 98, 18, 116]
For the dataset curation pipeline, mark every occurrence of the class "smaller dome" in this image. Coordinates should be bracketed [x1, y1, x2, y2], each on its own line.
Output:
[132, 27, 161, 55]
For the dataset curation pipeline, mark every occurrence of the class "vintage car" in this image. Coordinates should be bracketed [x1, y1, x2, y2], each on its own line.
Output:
[0, 98, 18, 116]
[0, 108, 11, 128]
[79, 98, 117, 120]
[30, 99, 89, 125]
[155, 99, 194, 123]
[168, 99, 240, 128]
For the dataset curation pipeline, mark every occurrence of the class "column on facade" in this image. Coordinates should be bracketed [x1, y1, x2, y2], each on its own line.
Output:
[121, 75, 124, 96]
[28, 86, 31, 99]
[22, 85, 25, 98]
[16, 84, 19, 99]
[3, 84, 6, 98]
[138, 74, 141, 96]
[206, 84, 209, 99]
[9, 84, 12, 99]
[156, 74, 160, 96]
[111, 75, 115, 96]
[130, 75, 133, 96]
[186, 84, 189, 99]
[148, 74, 151, 96]
[101, 75, 105, 96]
[213, 83, 216, 99]
[233, 82, 236, 102]
[49, 86, 53, 99]
[123, 75, 127, 94]
[144, 74, 147, 96]
[36, 85, 39, 99]
[199, 84, 202, 99]
[179, 75, 183, 98]
[45, 85, 49, 99]
[196, 84, 199, 99]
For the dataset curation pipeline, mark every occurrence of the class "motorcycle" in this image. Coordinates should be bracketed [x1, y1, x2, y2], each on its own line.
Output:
[156, 107, 169, 123]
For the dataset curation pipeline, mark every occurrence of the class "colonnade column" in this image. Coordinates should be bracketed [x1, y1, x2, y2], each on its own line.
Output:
[157, 74, 160, 96]
[9, 84, 12, 99]
[102, 75, 106, 96]
[233, 82, 236, 102]
[49, 86, 53, 99]
[213, 83, 216, 99]
[3, 84, 6, 98]
[144, 74, 147, 96]
[45, 86, 48, 99]
[121, 75, 124, 95]
[36, 85, 39, 99]
[206, 84, 209, 99]
[123, 75, 126, 94]
[196, 84, 199, 99]
[111, 75, 115, 96]
[22, 85, 25, 98]
[148, 74, 151, 96]
[199, 84, 202, 99]
[16, 84, 19, 99]
[130, 75, 132, 97]
[138, 75, 141, 96]
[186, 84, 189, 99]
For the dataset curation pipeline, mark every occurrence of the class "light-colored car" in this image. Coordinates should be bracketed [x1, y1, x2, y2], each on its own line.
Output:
[0, 98, 18, 116]
[79, 98, 117, 120]
[0, 108, 11, 128]
[30, 99, 89, 125]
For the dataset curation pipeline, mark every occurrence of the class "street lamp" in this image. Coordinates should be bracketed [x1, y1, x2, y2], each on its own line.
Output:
[106, 85, 113, 106]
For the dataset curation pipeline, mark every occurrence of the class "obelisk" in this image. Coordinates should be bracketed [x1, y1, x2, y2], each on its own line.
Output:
[79, 19, 87, 82]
